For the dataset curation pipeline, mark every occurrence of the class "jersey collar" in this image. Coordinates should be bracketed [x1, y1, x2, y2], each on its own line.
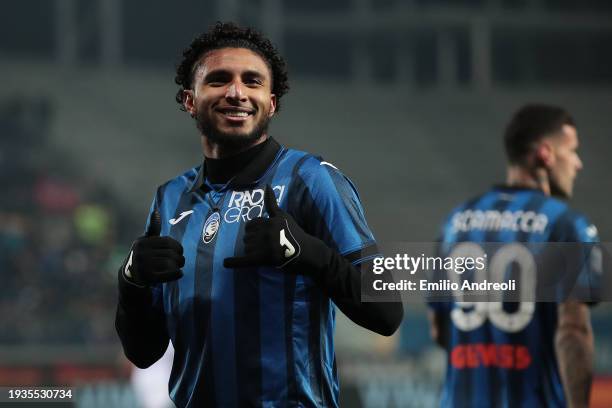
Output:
[493, 184, 544, 193]
[189, 137, 282, 193]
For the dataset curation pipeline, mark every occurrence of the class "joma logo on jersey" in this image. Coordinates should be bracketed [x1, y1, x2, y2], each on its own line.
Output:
[224, 185, 286, 223]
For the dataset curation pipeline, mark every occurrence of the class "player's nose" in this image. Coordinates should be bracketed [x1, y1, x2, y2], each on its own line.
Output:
[225, 81, 246, 101]
[576, 155, 583, 171]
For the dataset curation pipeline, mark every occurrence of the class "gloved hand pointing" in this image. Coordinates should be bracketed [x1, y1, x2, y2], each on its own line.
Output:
[224, 184, 319, 270]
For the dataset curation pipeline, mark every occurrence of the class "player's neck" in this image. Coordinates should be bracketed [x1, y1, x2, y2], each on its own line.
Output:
[506, 165, 551, 196]
[204, 137, 270, 184]
[201, 134, 268, 159]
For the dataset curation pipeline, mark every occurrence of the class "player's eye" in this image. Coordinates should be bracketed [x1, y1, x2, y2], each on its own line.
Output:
[206, 79, 227, 87]
[244, 78, 263, 87]
[205, 73, 231, 86]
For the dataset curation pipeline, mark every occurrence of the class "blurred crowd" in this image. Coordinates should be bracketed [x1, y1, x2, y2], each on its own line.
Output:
[0, 96, 137, 346]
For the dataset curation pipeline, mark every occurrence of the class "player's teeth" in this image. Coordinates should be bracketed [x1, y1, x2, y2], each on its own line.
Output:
[225, 111, 248, 117]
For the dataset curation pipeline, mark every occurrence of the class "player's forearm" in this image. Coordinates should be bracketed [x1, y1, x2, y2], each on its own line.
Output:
[116, 271, 170, 368]
[299, 245, 404, 336]
[115, 303, 169, 368]
[555, 320, 594, 407]
[334, 297, 403, 336]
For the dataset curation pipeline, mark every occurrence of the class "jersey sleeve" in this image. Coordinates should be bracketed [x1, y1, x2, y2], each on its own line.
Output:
[551, 210, 599, 244]
[550, 210, 602, 303]
[427, 238, 454, 313]
[428, 205, 468, 312]
[292, 157, 378, 264]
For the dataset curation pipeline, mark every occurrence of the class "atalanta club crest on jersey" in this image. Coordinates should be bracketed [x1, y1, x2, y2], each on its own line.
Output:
[203, 211, 220, 243]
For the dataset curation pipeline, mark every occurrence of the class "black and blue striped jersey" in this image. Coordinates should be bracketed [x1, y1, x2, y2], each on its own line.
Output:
[144, 139, 377, 407]
[431, 186, 599, 408]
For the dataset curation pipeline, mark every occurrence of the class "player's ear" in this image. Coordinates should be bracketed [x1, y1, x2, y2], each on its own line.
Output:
[535, 141, 554, 168]
[269, 94, 276, 117]
[183, 89, 196, 117]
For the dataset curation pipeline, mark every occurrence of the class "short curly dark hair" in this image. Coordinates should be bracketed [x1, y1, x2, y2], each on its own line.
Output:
[174, 22, 289, 112]
[504, 104, 575, 164]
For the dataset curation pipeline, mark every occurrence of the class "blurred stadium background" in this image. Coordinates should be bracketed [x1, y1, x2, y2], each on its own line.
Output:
[1, 0, 612, 406]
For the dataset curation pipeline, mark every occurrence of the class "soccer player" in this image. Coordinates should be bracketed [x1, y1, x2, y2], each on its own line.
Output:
[428, 104, 599, 407]
[115, 22, 403, 407]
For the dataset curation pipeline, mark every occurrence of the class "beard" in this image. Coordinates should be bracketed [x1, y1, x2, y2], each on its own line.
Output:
[548, 171, 571, 199]
[549, 178, 571, 199]
[195, 109, 271, 150]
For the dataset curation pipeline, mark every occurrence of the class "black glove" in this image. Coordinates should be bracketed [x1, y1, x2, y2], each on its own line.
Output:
[224, 184, 321, 270]
[121, 209, 185, 287]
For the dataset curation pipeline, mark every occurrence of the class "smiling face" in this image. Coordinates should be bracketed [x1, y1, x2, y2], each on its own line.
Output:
[183, 47, 276, 150]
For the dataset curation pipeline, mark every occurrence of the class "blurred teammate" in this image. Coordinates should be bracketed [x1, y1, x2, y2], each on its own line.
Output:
[429, 104, 599, 407]
[115, 22, 402, 407]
